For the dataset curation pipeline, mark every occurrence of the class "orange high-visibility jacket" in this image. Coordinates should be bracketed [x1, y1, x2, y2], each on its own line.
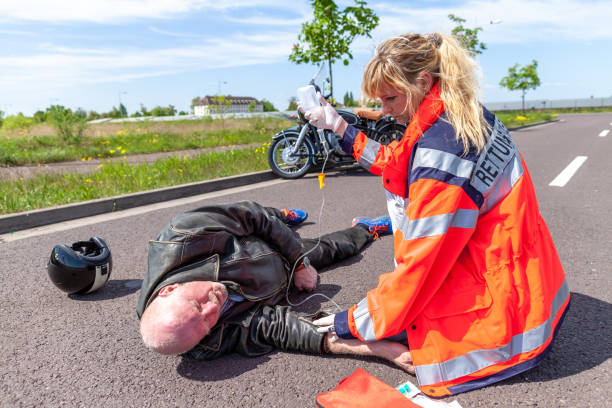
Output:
[334, 85, 570, 397]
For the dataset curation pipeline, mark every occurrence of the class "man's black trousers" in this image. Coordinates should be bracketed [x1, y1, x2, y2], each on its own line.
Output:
[265, 207, 375, 269]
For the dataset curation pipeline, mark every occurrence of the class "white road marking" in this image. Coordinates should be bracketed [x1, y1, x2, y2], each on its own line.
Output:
[599, 129, 609, 137]
[549, 156, 588, 187]
[0, 178, 288, 242]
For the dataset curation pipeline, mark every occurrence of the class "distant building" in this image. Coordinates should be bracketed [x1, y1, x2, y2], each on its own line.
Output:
[193, 95, 263, 116]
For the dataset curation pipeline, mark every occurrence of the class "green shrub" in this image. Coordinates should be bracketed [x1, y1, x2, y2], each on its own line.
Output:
[46, 105, 87, 143]
[1, 113, 36, 131]
[261, 99, 277, 112]
[150, 105, 177, 116]
[33, 110, 47, 123]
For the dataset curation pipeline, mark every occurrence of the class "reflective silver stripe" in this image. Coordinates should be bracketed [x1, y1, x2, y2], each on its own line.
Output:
[471, 118, 524, 213]
[353, 297, 377, 341]
[358, 138, 381, 170]
[412, 148, 474, 178]
[415, 279, 570, 386]
[398, 209, 478, 241]
[385, 190, 407, 234]
[86, 263, 111, 293]
[480, 153, 524, 213]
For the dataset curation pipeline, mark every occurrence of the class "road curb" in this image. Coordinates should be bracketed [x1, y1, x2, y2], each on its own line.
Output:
[508, 119, 560, 131]
[0, 170, 276, 234]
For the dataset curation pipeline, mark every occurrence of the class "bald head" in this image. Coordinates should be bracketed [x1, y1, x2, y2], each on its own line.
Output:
[139, 281, 228, 355]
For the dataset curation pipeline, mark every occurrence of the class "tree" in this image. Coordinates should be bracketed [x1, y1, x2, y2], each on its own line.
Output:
[343, 91, 357, 107]
[499, 60, 541, 113]
[190, 97, 201, 113]
[109, 106, 122, 118]
[139, 103, 150, 116]
[74, 108, 87, 119]
[287, 96, 298, 111]
[87, 110, 101, 121]
[33, 110, 47, 123]
[289, 0, 379, 98]
[448, 14, 486, 55]
[118, 103, 128, 118]
[248, 102, 256, 112]
[209, 96, 231, 115]
[366, 99, 381, 108]
[261, 99, 277, 112]
[150, 105, 177, 116]
[207, 95, 232, 130]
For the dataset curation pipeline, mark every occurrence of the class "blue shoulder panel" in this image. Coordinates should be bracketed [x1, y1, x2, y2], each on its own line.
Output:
[482, 106, 496, 129]
[409, 113, 484, 207]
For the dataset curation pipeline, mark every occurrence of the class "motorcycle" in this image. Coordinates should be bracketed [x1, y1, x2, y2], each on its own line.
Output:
[268, 66, 406, 179]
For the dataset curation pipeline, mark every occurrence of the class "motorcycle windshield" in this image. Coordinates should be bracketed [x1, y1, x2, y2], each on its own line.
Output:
[310, 64, 331, 99]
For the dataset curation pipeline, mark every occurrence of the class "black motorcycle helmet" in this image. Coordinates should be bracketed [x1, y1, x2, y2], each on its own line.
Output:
[47, 237, 112, 294]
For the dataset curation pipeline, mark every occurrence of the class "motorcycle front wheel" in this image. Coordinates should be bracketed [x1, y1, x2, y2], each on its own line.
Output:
[268, 132, 314, 179]
[373, 121, 407, 145]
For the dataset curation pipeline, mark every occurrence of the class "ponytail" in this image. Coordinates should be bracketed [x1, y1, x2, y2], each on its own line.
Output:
[437, 34, 489, 154]
[362, 33, 490, 155]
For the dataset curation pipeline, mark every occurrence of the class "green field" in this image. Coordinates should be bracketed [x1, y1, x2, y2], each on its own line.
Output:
[0, 117, 291, 166]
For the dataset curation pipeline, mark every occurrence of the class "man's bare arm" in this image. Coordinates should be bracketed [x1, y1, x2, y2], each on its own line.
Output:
[324, 335, 415, 374]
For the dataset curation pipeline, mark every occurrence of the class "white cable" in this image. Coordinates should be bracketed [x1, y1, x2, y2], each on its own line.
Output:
[285, 139, 343, 314]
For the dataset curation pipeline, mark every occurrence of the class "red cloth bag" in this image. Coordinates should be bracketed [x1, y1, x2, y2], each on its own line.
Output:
[316, 368, 421, 408]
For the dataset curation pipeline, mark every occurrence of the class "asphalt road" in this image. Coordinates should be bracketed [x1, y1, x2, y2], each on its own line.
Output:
[1, 113, 610, 407]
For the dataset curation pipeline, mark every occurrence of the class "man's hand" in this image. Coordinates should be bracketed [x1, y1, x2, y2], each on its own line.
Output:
[302, 93, 348, 136]
[293, 264, 318, 292]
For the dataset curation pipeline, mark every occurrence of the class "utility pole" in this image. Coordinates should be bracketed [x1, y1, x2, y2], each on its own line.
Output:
[218, 81, 227, 95]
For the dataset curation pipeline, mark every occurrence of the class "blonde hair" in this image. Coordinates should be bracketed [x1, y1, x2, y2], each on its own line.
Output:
[362, 33, 489, 154]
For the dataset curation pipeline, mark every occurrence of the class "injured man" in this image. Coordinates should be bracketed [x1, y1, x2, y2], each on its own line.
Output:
[136, 200, 412, 372]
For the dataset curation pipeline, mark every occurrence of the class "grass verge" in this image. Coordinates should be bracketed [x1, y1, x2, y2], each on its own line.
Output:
[493, 111, 557, 128]
[0, 117, 290, 166]
[0, 145, 270, 215]
[0, 112, 567, 167]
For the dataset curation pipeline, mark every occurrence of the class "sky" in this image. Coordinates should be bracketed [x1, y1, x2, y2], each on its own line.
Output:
[1, 0, 611, 116]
